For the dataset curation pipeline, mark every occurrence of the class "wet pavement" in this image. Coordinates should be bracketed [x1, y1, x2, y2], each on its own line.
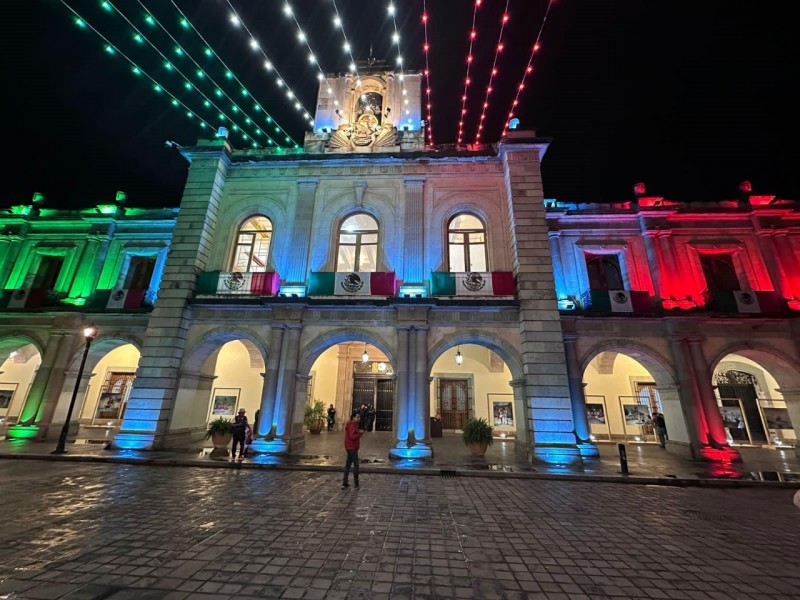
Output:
[0, 461, 798, 600]
[1, 432, 799, 485]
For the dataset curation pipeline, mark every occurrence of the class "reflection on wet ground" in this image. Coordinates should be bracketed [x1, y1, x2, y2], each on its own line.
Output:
[2, 432, 799, 483]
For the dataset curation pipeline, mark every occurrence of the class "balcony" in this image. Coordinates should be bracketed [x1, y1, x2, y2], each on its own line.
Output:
[580, 290, 653, 315]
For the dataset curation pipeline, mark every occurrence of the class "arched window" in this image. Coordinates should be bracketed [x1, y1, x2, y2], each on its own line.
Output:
[337, 214, 378, 272]
[448, 214, 487, 272]
[233, 216, 273, 273]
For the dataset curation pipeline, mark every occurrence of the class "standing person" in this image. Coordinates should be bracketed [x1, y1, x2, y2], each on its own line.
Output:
[342, 411, 363, 489]
[230, 408, 249, 462]
[327, 403, 337, 432]
[652, 410, 667, 448]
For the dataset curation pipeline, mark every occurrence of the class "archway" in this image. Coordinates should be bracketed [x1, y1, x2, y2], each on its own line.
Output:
[49, 337, 141, 443]
[711, 350, 799, 449]
[174, 334, 267, 440]
[582, 345, 689, 447]
[0, 340, 42, 432]
[429, 344, 516, 438]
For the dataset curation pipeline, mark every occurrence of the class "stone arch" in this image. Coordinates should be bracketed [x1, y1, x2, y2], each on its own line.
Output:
[298, 328, 395, 376]
[707, 342, 800, 391]
[0, 332, 46, 359]
[181, 328, 268, 376]
[64, 334, 144, 376]
[429, 331, 524, 382]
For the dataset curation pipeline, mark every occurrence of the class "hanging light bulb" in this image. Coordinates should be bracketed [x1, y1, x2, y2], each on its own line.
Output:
[362, 344, 369, 363]
[455, 346, 463, 365]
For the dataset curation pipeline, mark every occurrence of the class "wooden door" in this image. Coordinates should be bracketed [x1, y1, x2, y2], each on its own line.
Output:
[439, 378, 470, 430]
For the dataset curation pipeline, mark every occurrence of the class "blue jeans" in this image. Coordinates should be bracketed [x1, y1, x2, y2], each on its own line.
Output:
[343, 450, 359, 486]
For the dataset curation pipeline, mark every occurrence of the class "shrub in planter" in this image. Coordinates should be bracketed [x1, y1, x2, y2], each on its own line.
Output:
[462, 417, 494, 456]
[206, 417, 233, 448]
[304, 399, 326, 434]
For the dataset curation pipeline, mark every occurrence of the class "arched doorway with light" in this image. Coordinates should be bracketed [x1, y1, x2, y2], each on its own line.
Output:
[0, 338, 42, 437]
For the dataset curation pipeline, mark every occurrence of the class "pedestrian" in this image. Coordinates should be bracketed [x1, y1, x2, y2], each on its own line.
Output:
[652, 410, 667, 448]
[327, 403, 337, 432]
[230, 408, 249, 462]
[342, 410, 363, 489]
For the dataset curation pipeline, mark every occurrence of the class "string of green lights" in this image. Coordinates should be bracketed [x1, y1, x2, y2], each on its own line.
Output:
[168, 0, 303, 147]
[61, 2, 220, 140]
[97, 0, 271, 149]
[133, 0, 293, 148]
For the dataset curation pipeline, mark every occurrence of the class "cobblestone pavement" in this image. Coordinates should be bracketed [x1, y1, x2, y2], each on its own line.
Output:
[0, 462, 798, 600]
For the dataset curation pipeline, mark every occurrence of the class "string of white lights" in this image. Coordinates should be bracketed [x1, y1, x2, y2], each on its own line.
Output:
[330, 0, 361, 82]
[223, 0, 314, 128]
[501, 0, 555, 137]
[130, 0, 284, 147]
[421, 0, 434, 145]
[281, 0, 337, 123]
[60, 1, 219, 138]
[388, 2, 411, 124]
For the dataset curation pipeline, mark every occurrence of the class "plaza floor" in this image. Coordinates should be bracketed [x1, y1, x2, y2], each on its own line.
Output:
[0, 461, 798, 600]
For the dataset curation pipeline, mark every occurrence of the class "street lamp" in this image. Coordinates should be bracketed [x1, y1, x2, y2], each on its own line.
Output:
[52, 324, 97, 454]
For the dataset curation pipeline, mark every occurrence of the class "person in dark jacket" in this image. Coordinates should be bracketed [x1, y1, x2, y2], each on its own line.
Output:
[652, 410, 668, 448]
[327, 404, 337, 431]
[342, 411, 363, 489]
[231, 408, 249, 462]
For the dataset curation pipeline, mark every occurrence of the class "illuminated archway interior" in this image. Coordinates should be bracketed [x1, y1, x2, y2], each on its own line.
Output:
[0, 343, 41, 428]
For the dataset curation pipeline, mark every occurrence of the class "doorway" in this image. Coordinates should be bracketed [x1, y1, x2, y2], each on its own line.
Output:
[438, 378, 471, 430]
[352, 376, 395, 431]
[715, 370, 768, 444]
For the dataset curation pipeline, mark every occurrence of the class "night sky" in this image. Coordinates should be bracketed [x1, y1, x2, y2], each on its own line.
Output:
[2, 1, 798, 209]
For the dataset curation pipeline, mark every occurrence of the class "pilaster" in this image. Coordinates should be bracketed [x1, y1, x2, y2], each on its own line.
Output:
[402, 177, 425, 285]
[284, 178, 318, 286]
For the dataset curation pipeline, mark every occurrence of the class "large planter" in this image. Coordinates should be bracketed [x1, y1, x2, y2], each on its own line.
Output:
[308, 418, 325, 435]
[211, 433, 232, 449]
[467, 442, 489, 456]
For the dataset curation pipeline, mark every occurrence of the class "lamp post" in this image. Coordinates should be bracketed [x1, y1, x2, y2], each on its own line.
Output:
[52, 324, 97, 454]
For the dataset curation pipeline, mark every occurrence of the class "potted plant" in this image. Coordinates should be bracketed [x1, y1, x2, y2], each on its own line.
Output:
[462, 417, 494, 456]
[205, 417, 233, 451]
[304, 399, 326, 434]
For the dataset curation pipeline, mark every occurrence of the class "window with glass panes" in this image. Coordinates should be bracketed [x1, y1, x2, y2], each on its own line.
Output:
[337, 214, 378, 272]
[233, 217, 273, 273]
[448, 214, 487, 272]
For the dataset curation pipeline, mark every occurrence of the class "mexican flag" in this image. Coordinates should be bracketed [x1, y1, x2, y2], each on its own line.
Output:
[308, 272, 397, 296]
[196, 271, 280, 296]
[107, 288, 146, 310]
[733, 291, 760, 313]
[429, 272, 515, 297]
[588, 290, 651, 313]
[4, 288, 45, 309]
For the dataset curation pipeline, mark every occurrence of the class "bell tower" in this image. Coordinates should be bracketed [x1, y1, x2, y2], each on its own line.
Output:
[304, 62, 424, 154]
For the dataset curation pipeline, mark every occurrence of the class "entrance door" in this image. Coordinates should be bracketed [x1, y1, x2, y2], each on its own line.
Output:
[439, 378, 470, 430]
[352, 377, 394, 431]
[716, 371, 767, 444]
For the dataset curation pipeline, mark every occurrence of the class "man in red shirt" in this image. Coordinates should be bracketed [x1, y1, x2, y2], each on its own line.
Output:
[342, 411, 363, 489]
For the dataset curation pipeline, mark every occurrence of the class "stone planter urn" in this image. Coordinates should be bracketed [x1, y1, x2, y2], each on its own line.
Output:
[467, 442, 489, 456]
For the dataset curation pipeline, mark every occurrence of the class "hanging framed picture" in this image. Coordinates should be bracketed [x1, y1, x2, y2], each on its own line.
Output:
[209, 388, 240, 419]
[0, 384, 18, 413]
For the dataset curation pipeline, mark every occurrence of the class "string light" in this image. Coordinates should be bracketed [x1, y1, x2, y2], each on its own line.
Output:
[422, 0, 435, 145]
[99, 0, 271, 147]
[129, 0, 284, 147]
[474, 0, 511, 145]
[59, 1, 219, 140]
[219, 0, 313, 133]
[388, 2, 410, 126]
[457, 0, 482, 145]
[502, 0, 555, 138]
[331, 0, 361, 85]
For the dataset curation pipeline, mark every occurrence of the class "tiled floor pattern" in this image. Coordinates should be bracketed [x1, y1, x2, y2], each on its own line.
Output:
[0, 461, 798, 599]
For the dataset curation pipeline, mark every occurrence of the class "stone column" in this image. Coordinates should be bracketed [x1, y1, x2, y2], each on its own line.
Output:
[389, 326, 411, 458]
[563, 334, 598, 457]
[773, 234, 800, 303]
[548, 232, 567, 303]
[272, 325, 302, 451]
[509, 378, 528, 444]
[402, 178, 425, 286]
[0, 235, 23, 289]
[640, 230, 665, 301]
[8, 325, 78, 439]
[655, 232, 686, 307]
[290, 373, 312, 452]
[284, 179, 318, 286]
[68, 235, 103, 301]
[686, 337, 729, 448]
[254, 325, 285, 440]
[413, 326, 431, 452]
[499, 141, 581, 465]
[754, 231, 788, 299]
[775, 388, 800, 458]
[113, 140, 232, 450]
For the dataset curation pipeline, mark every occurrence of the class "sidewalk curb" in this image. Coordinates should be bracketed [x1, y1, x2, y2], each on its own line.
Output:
[2, 452, 799, 489]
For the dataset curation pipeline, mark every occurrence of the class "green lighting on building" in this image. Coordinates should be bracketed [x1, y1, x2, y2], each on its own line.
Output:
[10, 205, 32, 216]
[6, 425, 39, 440]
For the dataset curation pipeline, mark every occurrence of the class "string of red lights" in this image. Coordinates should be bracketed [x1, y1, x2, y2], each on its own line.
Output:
[501, 0, 555, 138]
[421, 0, 434, 146]
[474, 0, 511, 144]
[456, 0, 482, 145]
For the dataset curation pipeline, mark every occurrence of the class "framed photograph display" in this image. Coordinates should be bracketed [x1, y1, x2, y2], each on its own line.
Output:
[622, 403, 651, 426]
[209, 388, 240, 419]
[0, 384, 17, 413]
[762, 407, 793, 430]
[491, 399, 514, 428]
[94, 392, 125, 421]
[586, 403, 606, 425]
[719, 398, 748, 442]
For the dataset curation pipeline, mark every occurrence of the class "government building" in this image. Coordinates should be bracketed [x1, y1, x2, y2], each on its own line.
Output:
[1, 67, 798, 463]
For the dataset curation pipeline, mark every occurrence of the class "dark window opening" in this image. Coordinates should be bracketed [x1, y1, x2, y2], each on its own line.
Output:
[586, 254, 624, 291]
